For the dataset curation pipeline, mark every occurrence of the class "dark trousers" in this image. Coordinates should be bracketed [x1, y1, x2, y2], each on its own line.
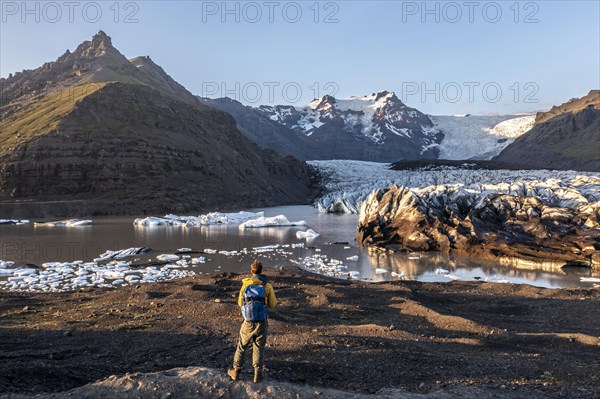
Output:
[233, 320, 268, 371]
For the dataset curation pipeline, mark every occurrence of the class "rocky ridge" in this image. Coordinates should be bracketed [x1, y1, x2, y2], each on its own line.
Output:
[494, 90, 600, 172]
[356, 181, 600, 267]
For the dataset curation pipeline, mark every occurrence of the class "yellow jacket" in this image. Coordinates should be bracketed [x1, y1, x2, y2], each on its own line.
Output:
[237, 274, 277, 309]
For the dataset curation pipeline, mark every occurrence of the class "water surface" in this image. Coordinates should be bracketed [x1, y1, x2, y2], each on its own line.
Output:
[1, 205, 598, 289]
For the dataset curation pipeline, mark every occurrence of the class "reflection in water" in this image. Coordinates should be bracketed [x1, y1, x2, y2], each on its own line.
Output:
[364, 250, 600, 288]
[1, 205, 598, 289]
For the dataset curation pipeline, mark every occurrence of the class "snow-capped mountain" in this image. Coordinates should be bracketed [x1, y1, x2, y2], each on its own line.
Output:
[258, 91, 443, 161]
[261, 91, 435, 141]
[199, 90, 536, 162]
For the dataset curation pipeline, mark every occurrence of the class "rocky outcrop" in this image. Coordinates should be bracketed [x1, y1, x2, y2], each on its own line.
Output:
[356, 184, 600, 267]
[494, 90, 600, 172]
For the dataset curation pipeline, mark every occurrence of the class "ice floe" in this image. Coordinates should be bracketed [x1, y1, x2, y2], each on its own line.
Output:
[134, 211, 264, 227]
[0, 219, 29, 225]
[34, 219, 92, 227]
[391, 271, 406, 279]
[580, 277, 600, 283]
[296, 229, 320, 240]
[290, 253, 357, 279]
[0, 257, 195, 292]
[94, 247, 151, 262]
[157, 254, 180, 262]
[239, 215, 307, 229]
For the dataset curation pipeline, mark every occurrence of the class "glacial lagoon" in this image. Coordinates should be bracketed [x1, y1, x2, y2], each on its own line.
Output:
[1, 205, 598, 290]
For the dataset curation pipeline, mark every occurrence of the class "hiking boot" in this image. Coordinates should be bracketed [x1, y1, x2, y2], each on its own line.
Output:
[227, 368, 240, 381]
[253, 368, 263, 384]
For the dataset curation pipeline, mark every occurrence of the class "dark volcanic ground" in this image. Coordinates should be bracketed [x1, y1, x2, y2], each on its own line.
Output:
[0, 268, 599, 398]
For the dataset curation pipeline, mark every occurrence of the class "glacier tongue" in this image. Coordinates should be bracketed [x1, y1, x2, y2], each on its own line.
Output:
[430, 114, 535, 160]
[309, 160, 600, 214]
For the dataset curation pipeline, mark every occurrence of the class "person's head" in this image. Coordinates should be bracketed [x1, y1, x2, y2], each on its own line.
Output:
[251, 259, 263, 275]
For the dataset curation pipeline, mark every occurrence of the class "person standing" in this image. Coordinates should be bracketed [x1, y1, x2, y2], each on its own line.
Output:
[228, 259, 277, 383]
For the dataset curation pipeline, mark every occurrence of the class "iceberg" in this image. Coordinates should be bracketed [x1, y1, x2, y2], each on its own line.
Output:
[134, 211, 264, 227]
[580, 277, 600, 283]
[0, 260, 15, 268]
[296, 229, 320, 240]
[0, 219, 29, 225]
[94, 247, 151, 262]
[34, 219, 92, 227]
[157, 254, 180, 262]
[239, 215, 307, 229]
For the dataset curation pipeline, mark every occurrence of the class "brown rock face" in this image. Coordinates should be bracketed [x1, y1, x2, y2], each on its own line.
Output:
[0, 31, 319, 217]
[356, 185, 600, 267]
[0, 83, 317, 217]
[494, 90, 600, 172]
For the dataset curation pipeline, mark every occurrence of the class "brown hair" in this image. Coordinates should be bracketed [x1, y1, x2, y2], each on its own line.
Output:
[251, 259, 263, 275]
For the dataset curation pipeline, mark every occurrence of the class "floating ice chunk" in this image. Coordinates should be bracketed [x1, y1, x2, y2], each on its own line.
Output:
[0, 269, 15, 276]
[444, 274, 462, 280]
[192, 211, 264, 226]
[191, 257, 206, 264]
[134, 211, 264, 227]
[391, 271, 405, 278]
[157, 254, 180, 262]
[435, 268, 450, 274]
[346, 256, 359, 261]
[94, 247, 151, 262]
[240, 215, 307, 229]
[112, 279, 125, 285]
[375, 268, 388, 274]
[177, 248, 192, 252]
[0, 219, 29, 225]
[0, 260, 15, 268]
[581, 277, 600, 283]
[13, 268, 37, 277]
[253, 245, 280, 253]
[133, 216, 168, 226]
[204, 249, 217, 254]
[296, 229, 320, 240]
[34, 219, 92, 227]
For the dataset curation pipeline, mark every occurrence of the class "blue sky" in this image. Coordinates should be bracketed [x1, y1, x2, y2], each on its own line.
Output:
[1, 0, 599, 114]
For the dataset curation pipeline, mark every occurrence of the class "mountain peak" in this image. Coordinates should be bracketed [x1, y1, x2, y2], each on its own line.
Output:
[373, 90, 398, 103]
[92, 30, 112, 46]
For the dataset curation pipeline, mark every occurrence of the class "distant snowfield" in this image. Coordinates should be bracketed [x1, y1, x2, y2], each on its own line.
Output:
[308, 160, 600, 214]
[428, 114, 536, 160]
